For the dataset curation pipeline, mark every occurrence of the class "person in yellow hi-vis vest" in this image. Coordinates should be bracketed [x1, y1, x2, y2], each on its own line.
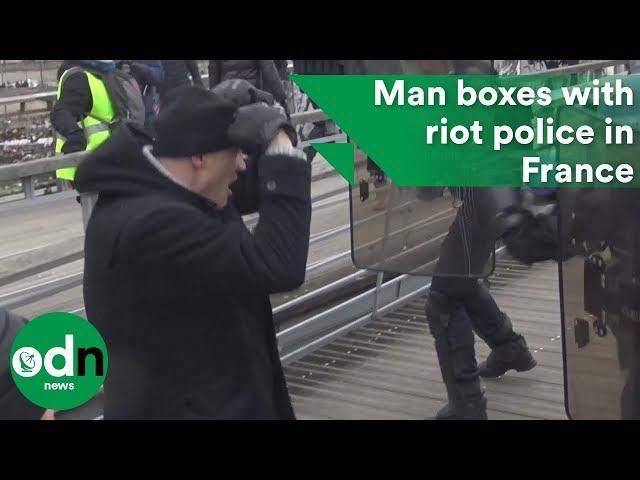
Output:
[51, 60, 117, 186]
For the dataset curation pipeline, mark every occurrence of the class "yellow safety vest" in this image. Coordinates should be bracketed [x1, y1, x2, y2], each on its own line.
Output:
[55, 68, 115, 181]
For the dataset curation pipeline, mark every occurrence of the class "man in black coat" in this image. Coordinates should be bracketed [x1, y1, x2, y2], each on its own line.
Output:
[0, 308, 55, 420]
[75, 85, 311, 419]
[208, 60, 287, 108]
[159, 60, 204, 104]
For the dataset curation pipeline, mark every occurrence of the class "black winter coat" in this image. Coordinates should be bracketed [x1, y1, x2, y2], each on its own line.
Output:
[208, 60, 286, 105]
[159, 60, 204, 102]
[74, 123, 311, 419]
[0, 309, 45, 420]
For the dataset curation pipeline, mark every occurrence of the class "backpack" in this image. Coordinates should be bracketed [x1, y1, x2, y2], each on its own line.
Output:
[63, 66, 146, 128]
[100, 69, 146, 127]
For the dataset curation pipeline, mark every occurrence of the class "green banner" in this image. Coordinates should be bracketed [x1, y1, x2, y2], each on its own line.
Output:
[292, 74, 640, 188]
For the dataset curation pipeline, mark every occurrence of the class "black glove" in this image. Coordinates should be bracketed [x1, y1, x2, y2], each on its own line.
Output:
[61, 131, 87, 154]
[211, 79, 274, 107]
[227, 103, 297, 156]
[502, 210, 563, 265]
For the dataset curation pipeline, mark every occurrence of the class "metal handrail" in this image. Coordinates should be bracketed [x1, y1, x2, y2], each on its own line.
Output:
[0, 91, 56, 105]
[0, 72, 214, 106]
[0, 109, 330, 184]
[523, 59, 628, 76]
[0, 60, 626, 105]
[0, 58, 294, 108]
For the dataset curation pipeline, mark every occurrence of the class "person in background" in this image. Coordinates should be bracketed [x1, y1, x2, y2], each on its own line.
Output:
[51, 60, 118, 186]
[208, 60, 287, 112]
[119, 60, 164, 128]
[274, 60, 289, 81]
[292, 60, 344, 162]
[159, 60, 204, 105]
[0, 308, 55, 420]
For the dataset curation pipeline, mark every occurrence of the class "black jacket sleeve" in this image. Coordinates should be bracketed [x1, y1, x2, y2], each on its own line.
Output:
[208, 60, 222, 89]
[258, 61, 287, 105]
[50, 71, 92, 153]
[0, 309, 46, 420]
[230, 155, 260, 215]
[186, 60, 204, 87]
[120, 153, 311, 296]
[0, 309, 27, 380]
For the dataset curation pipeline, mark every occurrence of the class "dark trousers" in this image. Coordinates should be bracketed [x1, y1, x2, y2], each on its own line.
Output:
[428, 189, 515, 396]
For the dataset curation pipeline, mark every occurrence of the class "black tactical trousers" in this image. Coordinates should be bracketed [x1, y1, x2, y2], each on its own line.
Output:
[427, 189, 516, 399]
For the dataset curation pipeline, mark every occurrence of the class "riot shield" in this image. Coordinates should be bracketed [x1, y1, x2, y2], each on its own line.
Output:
[557, 105, 640, 419]
[350, 144, 502, 277]
[348, 60, 523, 277]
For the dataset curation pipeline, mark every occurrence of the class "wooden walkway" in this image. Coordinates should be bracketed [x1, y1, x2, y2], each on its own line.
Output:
[285, 257, 567, 420]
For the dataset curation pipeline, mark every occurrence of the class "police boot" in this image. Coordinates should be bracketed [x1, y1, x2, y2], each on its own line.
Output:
[464, 282, 537, 378]
[478, 334, 537, 378]
[426, 290, 488, 420]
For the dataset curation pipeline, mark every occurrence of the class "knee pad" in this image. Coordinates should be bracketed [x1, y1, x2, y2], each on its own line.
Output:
[426, 289, 478, 383]
[426, 289, 472, 344]
[425, 289, 456, 337]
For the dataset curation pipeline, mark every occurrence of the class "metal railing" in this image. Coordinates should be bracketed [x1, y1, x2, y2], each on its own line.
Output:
[0, 90, 56, 112]
[0, 58, 295, 110]
[0, 108, 330, 200]
[522, 59, 629, 76]
[5, 59, 628, 195]
[0, 59, 627, 104]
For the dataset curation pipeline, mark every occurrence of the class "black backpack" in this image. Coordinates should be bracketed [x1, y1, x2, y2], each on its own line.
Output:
[100, 69, 146, 127]
[63, 66, 146, 128]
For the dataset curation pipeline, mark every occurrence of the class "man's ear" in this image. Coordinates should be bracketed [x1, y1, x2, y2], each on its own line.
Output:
[191, 154, 204, 169]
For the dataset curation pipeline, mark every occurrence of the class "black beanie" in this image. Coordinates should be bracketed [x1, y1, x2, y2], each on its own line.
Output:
[153, 86, 238, 157]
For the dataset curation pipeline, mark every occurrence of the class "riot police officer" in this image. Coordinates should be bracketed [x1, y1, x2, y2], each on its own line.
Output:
[342, 60, 538, 419]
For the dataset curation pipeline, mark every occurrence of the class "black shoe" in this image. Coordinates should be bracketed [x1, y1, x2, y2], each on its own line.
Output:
[433, 396, 488, 420]
[478, 335, 537, 378]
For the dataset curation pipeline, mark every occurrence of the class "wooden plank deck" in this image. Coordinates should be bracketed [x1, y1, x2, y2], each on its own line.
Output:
[285, 257, 568, 420]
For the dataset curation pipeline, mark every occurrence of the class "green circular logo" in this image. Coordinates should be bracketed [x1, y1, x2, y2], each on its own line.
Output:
[10, 312, 108, 410]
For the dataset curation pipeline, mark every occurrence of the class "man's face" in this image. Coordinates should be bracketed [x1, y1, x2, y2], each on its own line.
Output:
[192, 147, 246, 208]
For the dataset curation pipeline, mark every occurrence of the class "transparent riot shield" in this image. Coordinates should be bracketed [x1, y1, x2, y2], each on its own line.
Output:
[348, 61, 526, 278]
[348, 144, 528, 277]
[557, 105, 640, 419]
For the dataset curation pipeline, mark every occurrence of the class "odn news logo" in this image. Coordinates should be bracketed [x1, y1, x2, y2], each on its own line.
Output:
[10, 312, 108, 410]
